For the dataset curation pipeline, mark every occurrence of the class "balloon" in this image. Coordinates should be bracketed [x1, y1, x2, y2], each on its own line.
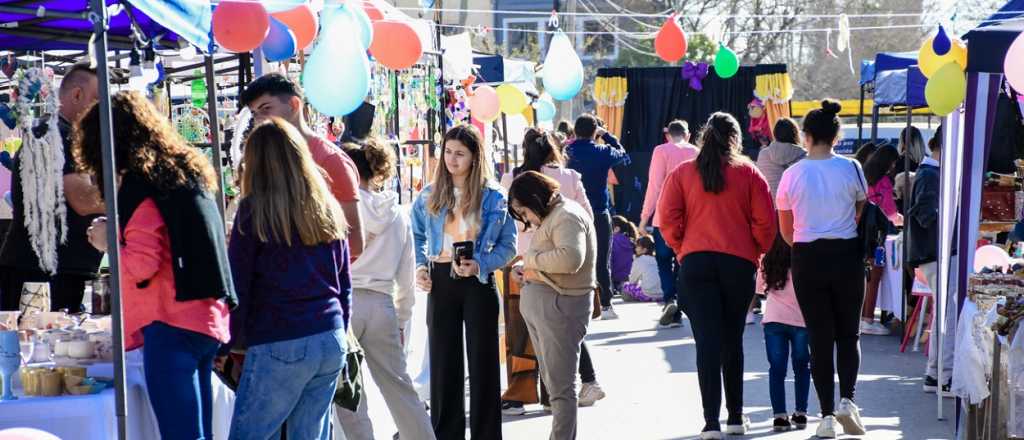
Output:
[654, 15, 687, 63]
[369, 20, 423, 70]
[0, 427, 61, 440]
[714, 43, 739, 79]
[925, 62, 967, 116]
[321, 4, 372, 49]
[271, 5, 318, 50]
[191, 76, 207, 108]
[496, 84, 527, 114]
[261, 0, 304, 13]
[919, 36, 967, 78]
[469, 85, 500, 123]
[932, 25, 951, 56]
[1005, 32, 1024, 93]
[364, 2, 384, 21]
[541, 32, 584, 101]
[303, 12, 371, 116]
[534, 97, 556, 121]
[261, 17, 298, 62]
[212, 1, 270, 53]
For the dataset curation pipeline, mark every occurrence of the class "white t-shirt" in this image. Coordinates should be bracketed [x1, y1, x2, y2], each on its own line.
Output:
[776, 155, 868, 243]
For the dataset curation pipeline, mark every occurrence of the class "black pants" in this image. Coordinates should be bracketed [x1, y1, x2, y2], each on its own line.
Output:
[0, 267, 92, 312]
[791, 238, 864, 416]
[677, 252, 755, 427]
[594, 211, 613, 307]
[428, 263, 502, 440]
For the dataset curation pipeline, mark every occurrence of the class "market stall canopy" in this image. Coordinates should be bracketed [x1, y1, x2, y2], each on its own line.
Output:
[859, 51, 917, 85]
[964, 21, 1024, 73]
[873, 66, 928, 107]
[0, 0, 212, 51]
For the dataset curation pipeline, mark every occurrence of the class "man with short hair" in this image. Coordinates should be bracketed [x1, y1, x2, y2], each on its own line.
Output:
[566, 113, 630, 319]
[0, 62, 106, 312]
[240, 73, 364, 258]
[639, 120, 698, 328]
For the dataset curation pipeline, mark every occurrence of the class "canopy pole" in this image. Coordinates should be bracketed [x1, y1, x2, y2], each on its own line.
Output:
[204, 55, 226, 218]
[88, 1, 127, 438]
[857, 84, 865, 150]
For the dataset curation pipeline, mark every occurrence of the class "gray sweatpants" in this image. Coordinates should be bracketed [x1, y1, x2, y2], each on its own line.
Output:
[335, 289, 435, 440]
[520, 283, 592, 440]
[920, 261, 957, 382]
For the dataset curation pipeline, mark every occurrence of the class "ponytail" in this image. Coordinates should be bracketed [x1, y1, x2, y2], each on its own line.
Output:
[695, 112, 743, 194]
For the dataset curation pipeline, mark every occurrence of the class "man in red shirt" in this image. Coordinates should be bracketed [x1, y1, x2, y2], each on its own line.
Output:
[240, 74, 364, 258]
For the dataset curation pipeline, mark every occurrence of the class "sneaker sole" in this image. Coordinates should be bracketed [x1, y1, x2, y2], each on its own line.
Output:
[658, 305, 678, 326]
[923, 385, 938, 393]
[501, 409, 526, 416]
[773, 426, 792, 432]
[835, 412, 867, 436]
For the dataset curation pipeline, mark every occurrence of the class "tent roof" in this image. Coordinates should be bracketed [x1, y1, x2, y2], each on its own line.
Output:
[0, 0, 211, 51]
[860, 51, 918, 85]
[873, 66, 927, 107]
[962, 0, 1024, 73]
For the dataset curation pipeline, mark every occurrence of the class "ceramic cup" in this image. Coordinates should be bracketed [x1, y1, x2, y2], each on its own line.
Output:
[67, 340, 94, 359]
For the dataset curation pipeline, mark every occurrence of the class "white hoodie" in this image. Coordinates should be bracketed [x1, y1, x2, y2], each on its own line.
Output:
[350, 188, 416, 324]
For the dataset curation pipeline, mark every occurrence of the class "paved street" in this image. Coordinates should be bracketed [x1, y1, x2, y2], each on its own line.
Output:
[358, 298, 958, 439]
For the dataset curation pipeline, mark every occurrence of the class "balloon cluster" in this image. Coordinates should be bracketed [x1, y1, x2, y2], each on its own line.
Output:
[920, 25, 968, 116]
[212, 1, 318, 62]
[655, 15, 738, 79]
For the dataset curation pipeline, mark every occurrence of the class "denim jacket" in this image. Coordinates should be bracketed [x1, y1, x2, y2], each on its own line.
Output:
[411, 181, 517, 284]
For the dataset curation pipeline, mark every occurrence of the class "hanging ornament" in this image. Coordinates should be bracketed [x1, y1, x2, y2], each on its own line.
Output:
[190, 72, 207, 108]
[548, 10, 559, 29]
[714, 43, 739, 79]
[654, 14, 687, 64]
[932, 25, 952, 56]
[541, 31, 584, 101]
[681, 61, 709, 91]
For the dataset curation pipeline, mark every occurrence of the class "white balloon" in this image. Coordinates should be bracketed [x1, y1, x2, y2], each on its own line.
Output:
[542, 32, 584, 101]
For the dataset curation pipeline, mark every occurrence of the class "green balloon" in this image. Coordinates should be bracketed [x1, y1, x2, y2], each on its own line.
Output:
[714, 43, 739, 79]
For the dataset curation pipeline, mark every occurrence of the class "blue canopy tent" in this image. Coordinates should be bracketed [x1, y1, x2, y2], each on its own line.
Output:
[857, 51, 927, 147]
[0, 2, 214, 438]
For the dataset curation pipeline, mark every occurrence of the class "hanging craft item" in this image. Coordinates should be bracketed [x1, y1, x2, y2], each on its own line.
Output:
[175, 107, 210, 144]
[212, 1, 270, 53]
[542, 32, 584, 101]
[681, 61, 708, 91]
[13, 68, 66, 274]
[190, 72, 207, 109]
[304, 9, 371, 116]
[714, 43, 739, 79]
[747, 98, 771, 146]
[837, 14, 854, 74]
[655, 14, 687, 63]
[1005, 32, 1024, 93]
[0, 55, 16, 78]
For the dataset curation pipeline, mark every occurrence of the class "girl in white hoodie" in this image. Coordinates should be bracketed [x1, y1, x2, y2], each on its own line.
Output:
[335, 140, 435, 440]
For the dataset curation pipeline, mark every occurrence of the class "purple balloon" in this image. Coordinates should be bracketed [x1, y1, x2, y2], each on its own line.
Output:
[261, 17, 297, 63]
[933, 25, 951, 56]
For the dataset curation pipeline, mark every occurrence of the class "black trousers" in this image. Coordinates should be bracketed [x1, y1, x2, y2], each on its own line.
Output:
[677, 252, 755, 427]
[428, 263, 502, 440]
[790, 238, 864, 416]
[594, 211, 613, 307]
[0, 267, 93, 312]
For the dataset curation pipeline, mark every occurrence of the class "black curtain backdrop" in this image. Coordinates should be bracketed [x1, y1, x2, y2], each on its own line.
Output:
[597, 64, 788, 222]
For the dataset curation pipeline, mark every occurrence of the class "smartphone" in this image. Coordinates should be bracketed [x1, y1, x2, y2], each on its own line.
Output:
[453, 241, 474, 266]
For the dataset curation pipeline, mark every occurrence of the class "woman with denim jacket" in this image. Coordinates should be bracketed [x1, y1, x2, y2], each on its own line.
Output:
[412, 125, 517, 440]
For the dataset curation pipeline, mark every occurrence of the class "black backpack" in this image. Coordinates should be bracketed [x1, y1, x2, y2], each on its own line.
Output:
[853, 163, 896, 261]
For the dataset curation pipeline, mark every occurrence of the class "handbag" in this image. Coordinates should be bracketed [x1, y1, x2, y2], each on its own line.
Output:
[332, 330, 365, 412]
[853, 163, 895, 261]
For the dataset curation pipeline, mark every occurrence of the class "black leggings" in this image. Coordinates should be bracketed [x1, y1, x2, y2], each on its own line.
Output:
[428, 263, 502, 440]
[594, 211, 614, 307]
[790, 238, 864, 416]
[677, 252, 755, 427]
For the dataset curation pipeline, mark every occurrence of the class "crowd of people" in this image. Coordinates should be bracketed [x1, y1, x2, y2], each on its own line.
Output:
[0, 64, 956, 440]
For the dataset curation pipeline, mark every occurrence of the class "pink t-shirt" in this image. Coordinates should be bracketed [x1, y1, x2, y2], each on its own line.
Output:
[307, 135, 360, 203]
[641, 141, 699, 227]
[868, 175, 899, 222]
[757, 269, 806, 328]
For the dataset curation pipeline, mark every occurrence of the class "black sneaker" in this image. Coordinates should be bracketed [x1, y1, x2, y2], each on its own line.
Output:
[923, 376, 939, 392]
[659, 303, 679, 326]
[790, 413, 807, 429]
[501, 400, 525, 416]
[773, 416, 793, 432]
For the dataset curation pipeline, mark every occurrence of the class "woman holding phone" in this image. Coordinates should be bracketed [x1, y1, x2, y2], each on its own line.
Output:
[412, 125, 517, 440]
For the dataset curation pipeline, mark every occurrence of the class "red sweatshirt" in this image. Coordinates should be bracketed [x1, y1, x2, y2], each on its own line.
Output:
[655, 159, 777, 266]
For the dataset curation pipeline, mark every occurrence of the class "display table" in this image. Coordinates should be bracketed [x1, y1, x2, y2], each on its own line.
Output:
[878, 235, 906, 319]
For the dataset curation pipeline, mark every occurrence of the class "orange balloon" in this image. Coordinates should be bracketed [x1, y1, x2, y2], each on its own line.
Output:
[369, 20, 423, 70]
[212, 1, 270, 53]
[654, 15, 687, 63]
[271, 5, 318, 50]
[364, 2, 384, 21]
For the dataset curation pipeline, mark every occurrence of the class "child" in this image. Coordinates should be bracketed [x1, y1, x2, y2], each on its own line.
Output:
[758, 235, 810, 432]
[611, 215, 638, 294]
[622, 235, 662, 302]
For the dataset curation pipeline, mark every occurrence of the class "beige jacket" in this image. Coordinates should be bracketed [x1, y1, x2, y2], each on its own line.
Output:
[523, 198, 597, 296]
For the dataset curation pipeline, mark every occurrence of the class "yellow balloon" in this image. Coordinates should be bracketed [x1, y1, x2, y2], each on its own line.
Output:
[496, 84, 528, 115]
[925, 61, 967, 116]
[919, 37, 967, 78]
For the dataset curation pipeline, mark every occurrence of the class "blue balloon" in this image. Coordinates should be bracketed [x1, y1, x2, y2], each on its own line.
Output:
[0, 151, 10, 170]
[261, 0, 305, 13]
[303, 13, 370, 116]
[542, 32, 584, 101]
[933, 25, 951, 56]
[261, 16, 298, 62]
[419, 0, 435, 7]
[535, 99, 556, 121]
[321, 4, 373, 49]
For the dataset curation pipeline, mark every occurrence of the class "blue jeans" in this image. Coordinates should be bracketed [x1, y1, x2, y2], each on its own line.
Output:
[230, 328, 347, 440]
[652, 228, 678, 307]
[143, 321, 221, 440]
[763, 322, 811, 416]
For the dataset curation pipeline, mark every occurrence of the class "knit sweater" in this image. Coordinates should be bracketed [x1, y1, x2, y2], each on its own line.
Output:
[523, 198, 597, 296]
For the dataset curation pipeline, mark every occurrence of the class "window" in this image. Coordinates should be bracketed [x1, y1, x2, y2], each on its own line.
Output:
[576, 18, 619, 60]
[503, 18, 547, 58]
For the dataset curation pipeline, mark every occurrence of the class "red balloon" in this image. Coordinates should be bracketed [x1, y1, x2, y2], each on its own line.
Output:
[213, 1, 270, 53]
[369, 20, 423, 70]
[271, 5, 318, 50]
[654, 15, 687, 63]
[364, 2, 384, 21]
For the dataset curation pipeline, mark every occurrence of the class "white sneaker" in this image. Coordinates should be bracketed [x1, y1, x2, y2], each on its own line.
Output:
[699, 430, 723, 439]
[816, 415, 838, 438]
[601, 307, 619, 320]
[836, 398, 867, 435]
[860, 320, 891, 336]
[578, 382, 606, 407]
[725, 415, 750, 434]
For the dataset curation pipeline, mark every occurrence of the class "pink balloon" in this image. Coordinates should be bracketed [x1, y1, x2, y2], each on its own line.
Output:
[1006, 32, 1024, 93]
[469, 85, 500, 123]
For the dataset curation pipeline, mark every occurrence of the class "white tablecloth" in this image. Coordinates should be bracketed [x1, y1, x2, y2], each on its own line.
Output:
[0, 350, 236, 439]
[878, 235, 905, 318]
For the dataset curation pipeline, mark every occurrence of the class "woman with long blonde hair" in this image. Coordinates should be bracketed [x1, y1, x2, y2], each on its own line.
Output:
[227, 117, 350, 440]
[412, 124, 517, 439]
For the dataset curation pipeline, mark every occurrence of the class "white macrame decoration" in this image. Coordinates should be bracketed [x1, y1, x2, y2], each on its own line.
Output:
[15, 67, 67, 274]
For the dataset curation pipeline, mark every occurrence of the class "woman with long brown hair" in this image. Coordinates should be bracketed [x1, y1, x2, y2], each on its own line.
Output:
[412, 125, 516, 439]
[76, 91, 233, 439]
[227, 117, 350, 439]
[657, 112, 776, 439]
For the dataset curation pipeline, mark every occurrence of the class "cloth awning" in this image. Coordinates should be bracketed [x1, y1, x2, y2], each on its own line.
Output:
[873, 66, 928, 107]
[963, 0, 1024, 73]
[860, 51, 918, 85]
